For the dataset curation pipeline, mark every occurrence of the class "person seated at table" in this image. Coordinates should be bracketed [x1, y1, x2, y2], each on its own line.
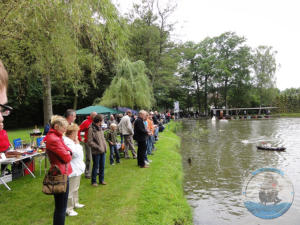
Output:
[63, 124, 85, 216]
[0, 122, 10, 153]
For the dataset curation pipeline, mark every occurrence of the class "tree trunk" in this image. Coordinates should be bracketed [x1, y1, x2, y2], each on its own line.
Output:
[195, 76, 201, 114]
[73, 92, 78, 110]
[224, 78, 228, 109]
[42, 73, 53, 126]
[204, 75, 208, 116]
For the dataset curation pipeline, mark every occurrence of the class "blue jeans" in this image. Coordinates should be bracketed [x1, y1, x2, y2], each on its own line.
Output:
[92, 153, 106, 184]
[154, 127, 159, 140]
[53, 178, 69, 225]
[120, 134, 124, 144]
[144, 149, 148, 162]
[109, 144, 120, 164]
[146, 135, 153, 155]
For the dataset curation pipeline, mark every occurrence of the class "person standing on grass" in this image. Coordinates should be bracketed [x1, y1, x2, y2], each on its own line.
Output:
[118, 110, 137, 159]
[107, 114, 117, 128]
[143, 113, 150, 165]
[88, 114, 107, 186]
[153, 111, 159, 141]
[63, 124, 85, 217]
[65, 109, 76, 125]
[44, 116, 72, 225]
[78, 111, 97, 179]
[116, 114, 124, 144]
[106, 123, 120, 165]
[145, 113, 155, 165]
[133, 110, 150, 168]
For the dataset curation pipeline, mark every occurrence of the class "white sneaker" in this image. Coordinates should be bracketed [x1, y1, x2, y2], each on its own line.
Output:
[144, 161, 150, 165]
[148, 159, 153, 163]
[75, 203, 85, 208]
[67, 210, 78, 216]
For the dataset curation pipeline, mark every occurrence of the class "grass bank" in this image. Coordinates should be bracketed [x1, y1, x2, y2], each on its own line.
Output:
[1, 122, 192, 225]
[276, 112, 300, 117]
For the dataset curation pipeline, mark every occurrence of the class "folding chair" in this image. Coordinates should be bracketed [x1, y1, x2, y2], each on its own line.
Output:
[36, 137, 44, 148]
[36, 136, 47, 175]
[13, 138, 22, 149]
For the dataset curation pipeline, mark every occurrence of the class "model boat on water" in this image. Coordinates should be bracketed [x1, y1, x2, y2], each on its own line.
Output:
[256, 145, 286, 151]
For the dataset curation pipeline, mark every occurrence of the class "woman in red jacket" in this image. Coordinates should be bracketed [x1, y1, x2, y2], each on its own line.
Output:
[0, 122, 10, 153]
[0, 122, 10, 172]
[44, 115, 72, 225]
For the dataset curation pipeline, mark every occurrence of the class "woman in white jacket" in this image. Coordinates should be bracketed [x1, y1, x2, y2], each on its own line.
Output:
[63, 124, 86, 216]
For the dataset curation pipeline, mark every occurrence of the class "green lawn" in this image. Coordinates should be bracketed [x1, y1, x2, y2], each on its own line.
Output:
[278, 112, 300, 117]
[7, 127, 44, 143]
[1, 122, 192, 225]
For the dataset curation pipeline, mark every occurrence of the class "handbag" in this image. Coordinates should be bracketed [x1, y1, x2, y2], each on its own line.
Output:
[42, 165, 68, 195]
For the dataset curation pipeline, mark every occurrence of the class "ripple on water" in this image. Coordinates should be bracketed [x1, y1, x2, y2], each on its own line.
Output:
[181, 118, 300, 225]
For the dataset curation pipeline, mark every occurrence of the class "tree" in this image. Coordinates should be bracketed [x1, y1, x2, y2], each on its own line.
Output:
[253, 46, 277, 106]
[127, 0, 179, 110]
[99, 59, 154, 109]
[213, 32, 251, 108]
[179, 33, 254, 114]
[1, 0, 127, 125]
[194, 38, 217, 115]
[179, 41, 202, 113]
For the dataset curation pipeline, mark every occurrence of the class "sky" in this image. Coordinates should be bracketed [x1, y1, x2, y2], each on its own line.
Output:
[113, 0, 300, 90]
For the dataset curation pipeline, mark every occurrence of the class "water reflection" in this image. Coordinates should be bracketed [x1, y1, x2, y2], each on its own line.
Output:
[180, 118, 300, 225]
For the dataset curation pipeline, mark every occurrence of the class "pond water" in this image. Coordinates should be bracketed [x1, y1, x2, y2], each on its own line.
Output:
[179, 118, 300, 225]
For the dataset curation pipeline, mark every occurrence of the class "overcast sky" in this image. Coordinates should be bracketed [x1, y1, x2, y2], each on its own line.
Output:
[113, 0, 300, 90]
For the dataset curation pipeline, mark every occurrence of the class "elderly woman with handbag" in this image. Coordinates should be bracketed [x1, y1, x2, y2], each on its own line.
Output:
[88, 114, 107, 186]
[44, 115, 72, 225]
[63, 124, 85, 216]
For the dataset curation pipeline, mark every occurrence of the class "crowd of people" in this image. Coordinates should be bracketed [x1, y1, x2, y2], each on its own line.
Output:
[43, 109, 169, 224]
[0, 60, 173, 225]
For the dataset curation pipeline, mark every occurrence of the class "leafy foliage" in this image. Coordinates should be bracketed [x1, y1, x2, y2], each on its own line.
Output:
[1, 0, 127, 127]
[178, 32, 279, 114]
[99, 59, 154, 109]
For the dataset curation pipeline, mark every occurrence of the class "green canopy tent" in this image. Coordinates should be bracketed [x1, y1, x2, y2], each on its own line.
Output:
[76, 105, 123, 116]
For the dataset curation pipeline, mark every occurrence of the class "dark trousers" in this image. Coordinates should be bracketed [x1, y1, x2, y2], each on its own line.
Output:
[137, 140, 147, 167]
[109, 144, 120, 164]
[92, 153, 106, 184]
[83, 142, 92, 177]
[53, 178, 69, 225]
